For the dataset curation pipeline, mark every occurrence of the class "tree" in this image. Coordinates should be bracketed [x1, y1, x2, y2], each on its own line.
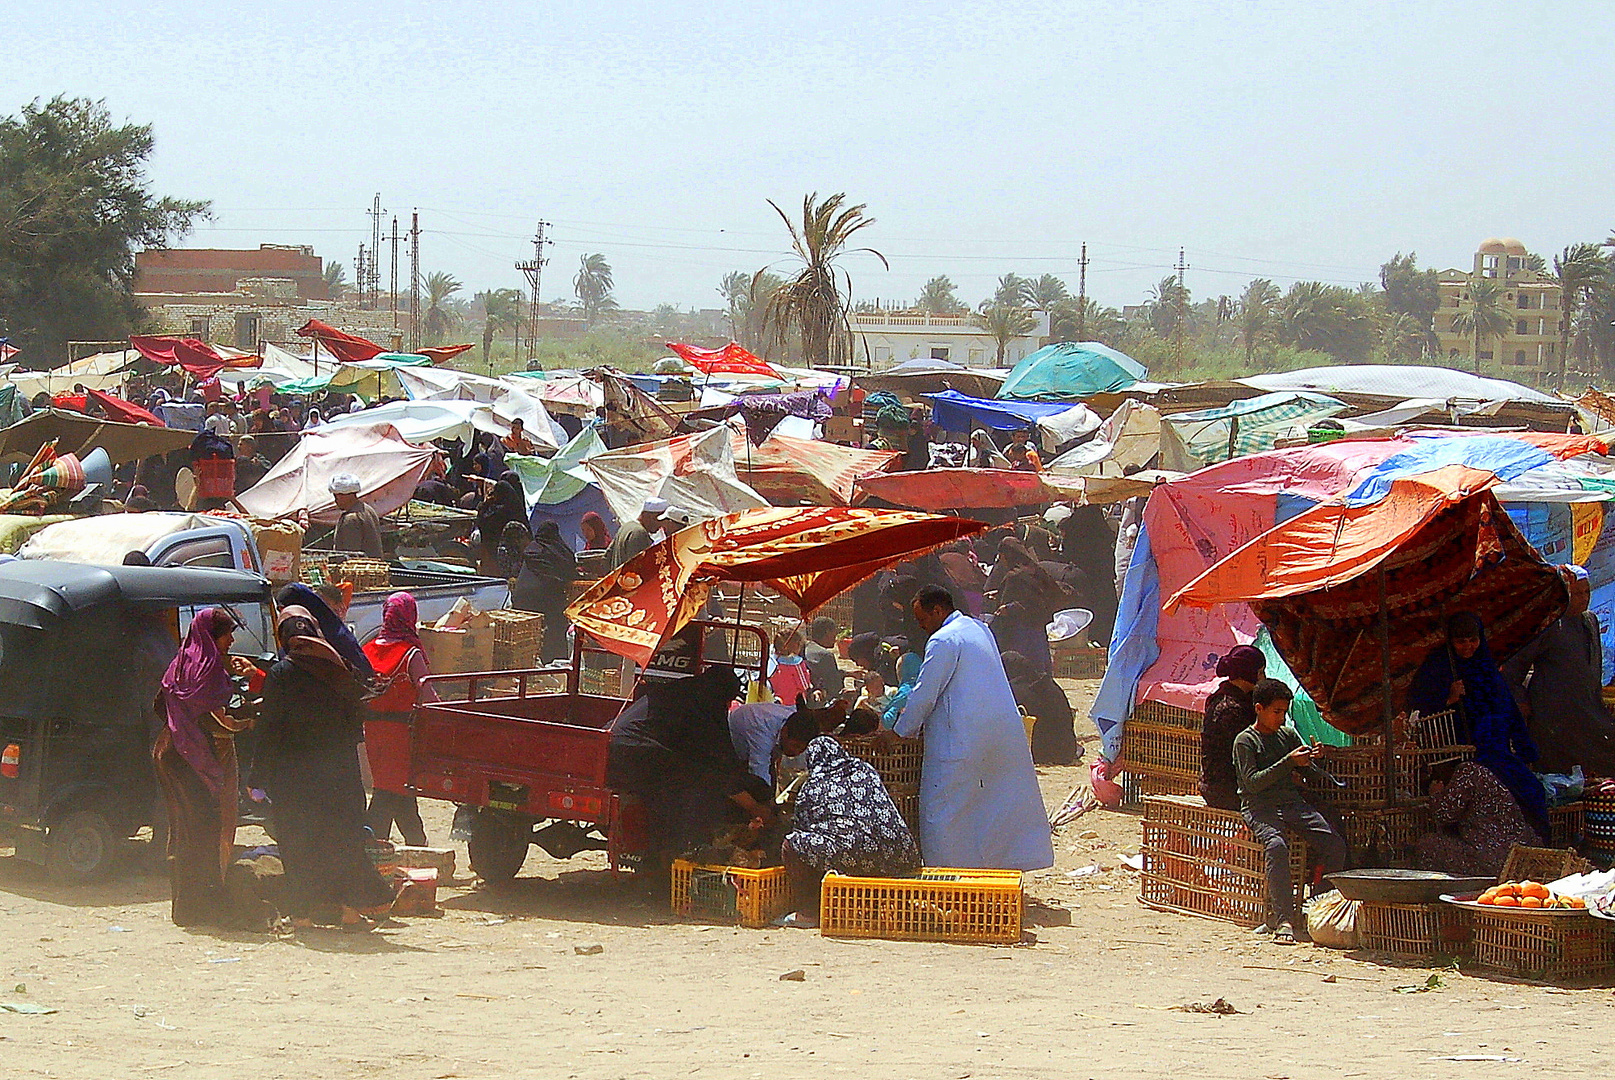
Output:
[1378, 252, 1438, 356]
[1147, 276, 1191, 342]
[1049, 297, 1124, 345]
[1450, 276, 1510, 375]
[718, 268, 783, 351]
[1237, 278, 1280, 363]
[760, 192, 886, 367]
[1020, 273, 1068, 313]
[478, 287, 524, 368]
[1381, 312, 1429, 363]
[719, 271, 752, 337]
[323, 261, 348, 297]
[1276, 281, 1376, 363]
[1552, 243, 1611, 384]
[0, 97, 208, 362]
[994, 273, 1030, 306]
[915, 275, 967, 314]
[574, 254, 617, 327]
[972, 302, 1036, 365]
[422, 271, 463, 345]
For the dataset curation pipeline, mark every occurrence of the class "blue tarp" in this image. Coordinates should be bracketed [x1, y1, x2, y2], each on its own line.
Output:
[926, 390, 1079, 433]
[996, 342, 1146, 401]
[1347, 433, 1567, 505]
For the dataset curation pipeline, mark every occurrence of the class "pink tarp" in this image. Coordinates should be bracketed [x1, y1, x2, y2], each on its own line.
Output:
[235, 423, 435, 525]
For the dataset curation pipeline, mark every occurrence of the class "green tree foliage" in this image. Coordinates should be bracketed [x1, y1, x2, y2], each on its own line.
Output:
[1237, 278, 1280, 363]
[323, 261, 348, 297]
[574, 253, 617, 327]
[1380, 311, 1430, 364]
[477, 287, 525, 367]
[994, 273, 1030, 307]
[422, 271, 463, 345]
[0, 97, 208, 362]
[915, 274, 967, 314]
[1378, 253, 1439, 346]
[971, 302, 1036, 365]
[1552, 243, 1611, 383]
[718, 268, 782, 352]
[1049, 297, 1125, 346]
[1275, 281, 1376, 363]
[1020, 273, 1068, 312]
[1147, 276, 1191, 343]
[1450, 276, 1510, 375]
[760, 192, 886, 366]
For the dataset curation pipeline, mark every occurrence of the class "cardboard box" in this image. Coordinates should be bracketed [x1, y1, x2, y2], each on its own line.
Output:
[824, 415, 857, 444]
[251, 520, 305, 585]
[392, 846, 457, 880]
[420, 613, 495, 674]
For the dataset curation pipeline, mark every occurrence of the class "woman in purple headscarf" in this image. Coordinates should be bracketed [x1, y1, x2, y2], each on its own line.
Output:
[152, 607, 254, 926]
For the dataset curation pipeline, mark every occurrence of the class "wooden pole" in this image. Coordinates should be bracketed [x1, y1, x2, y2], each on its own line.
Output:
[1379, 566, 1396, 807]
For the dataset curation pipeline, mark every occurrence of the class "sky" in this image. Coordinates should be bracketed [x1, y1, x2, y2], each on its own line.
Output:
[4, 1, 1612, 313]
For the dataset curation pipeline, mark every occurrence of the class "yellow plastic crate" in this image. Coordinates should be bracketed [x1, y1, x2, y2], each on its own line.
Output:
[819, 867, 1024, 945]
[670, 860, 791, 928]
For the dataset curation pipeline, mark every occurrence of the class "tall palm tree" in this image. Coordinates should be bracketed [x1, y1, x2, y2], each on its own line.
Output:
[1553, 243, 1611, 385]
[1020, 274, 1068, 313]
[994, 273, 1030, 306]
[915, 275, 966, 314]
[574, 254, 617, 328]
[972, 302, 1037, 366]
[1049, 297, 1125, 345]
[1148, 276, 1191, 342]
[478, 287, 525, 369]
[718, 271, 751, 338]
[1380, 312, 1429, 363]
[1277, 281, 1376, 363]
[323, 261, 348, 298]
[759, 192, 887, 367]
[422, 271, 463, 346]
[1450, 276, 1510, 375]
[1237, 278, 1280, 363]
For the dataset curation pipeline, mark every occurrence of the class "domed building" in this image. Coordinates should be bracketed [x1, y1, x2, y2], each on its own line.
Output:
[1435, 238, 1562, 384]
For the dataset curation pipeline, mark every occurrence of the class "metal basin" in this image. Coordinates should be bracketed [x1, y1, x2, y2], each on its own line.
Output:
[1325, 869, 1495, 904]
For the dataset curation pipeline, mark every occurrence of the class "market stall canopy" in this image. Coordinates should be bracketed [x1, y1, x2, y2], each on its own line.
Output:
[567, 507, 987, 666]
[506, 427, 606, 508]
[318, 399, 489, 445]
[509, 372, 605, 415]
[19, 512, 226, 566]
[996, 342, 1147, 401]
[9, 351, 135, 398]
[857, 363, 1008, 402]
[418, 344, 474, 364]
[1046, 398, 1162, 477]
[1159, 391, 1347, 470]
[84, 389, 163, 427]
[926, 389, 1093, 434]
[129, 336, 259, 381]
[296, 319, 384, 364]
[1240, 364, 1561, 405]
[729, 428, 900, 505]
[0, 409, 192, 466]
[666, 341, 782, 379]
[584, 424, 767, 526]
[235, 423, 436, 525]
[857, 467, 1057, 510]
[1167, 468, 1567, 735]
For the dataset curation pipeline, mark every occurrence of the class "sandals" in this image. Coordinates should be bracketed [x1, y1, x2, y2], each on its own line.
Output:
[1273, 921, 1297, 945]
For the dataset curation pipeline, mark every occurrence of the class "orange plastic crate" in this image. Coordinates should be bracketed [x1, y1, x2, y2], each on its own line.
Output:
[819, 868, 1024, 945]
[670, 860, 791, 928]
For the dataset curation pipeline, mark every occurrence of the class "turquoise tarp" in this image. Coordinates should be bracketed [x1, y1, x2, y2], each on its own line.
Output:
[996, 341, 1146, 401]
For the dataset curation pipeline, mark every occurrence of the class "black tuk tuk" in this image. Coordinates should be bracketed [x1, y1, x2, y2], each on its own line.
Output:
[0, 561, 273, 881]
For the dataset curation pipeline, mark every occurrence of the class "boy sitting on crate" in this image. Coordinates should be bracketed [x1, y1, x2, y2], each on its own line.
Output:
[1233, 679, 1348, 944]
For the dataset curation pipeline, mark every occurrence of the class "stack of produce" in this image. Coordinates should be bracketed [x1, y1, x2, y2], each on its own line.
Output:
[1473, 880, 1587, 910]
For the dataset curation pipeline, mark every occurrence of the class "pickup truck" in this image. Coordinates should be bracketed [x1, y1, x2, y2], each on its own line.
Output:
[16, 512, 511, 653]
[385, 622, 767, 883]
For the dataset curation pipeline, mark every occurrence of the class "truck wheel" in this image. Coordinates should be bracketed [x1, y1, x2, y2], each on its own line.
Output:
[467, 810, 530, 885]
[47, 809, 117, 884]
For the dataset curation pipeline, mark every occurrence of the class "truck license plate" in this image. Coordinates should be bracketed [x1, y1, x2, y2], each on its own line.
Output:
[488, 781, 528, 812]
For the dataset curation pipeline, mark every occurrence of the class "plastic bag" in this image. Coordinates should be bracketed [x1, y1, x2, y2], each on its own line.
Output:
[1540, 765, 1585, 807]
[1305, 889, 1359, 949]
[1090, 759, 1124, 808]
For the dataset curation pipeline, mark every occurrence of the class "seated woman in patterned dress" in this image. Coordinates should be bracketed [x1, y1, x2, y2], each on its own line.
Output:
[1415, 757, 1540, 878]
[776, 710, 920, 925]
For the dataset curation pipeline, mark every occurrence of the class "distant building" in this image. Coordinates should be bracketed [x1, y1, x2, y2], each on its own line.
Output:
[135, 244, 330, 301]
[1434, 238, 1561, 382]
[847, 310, 1048, 370]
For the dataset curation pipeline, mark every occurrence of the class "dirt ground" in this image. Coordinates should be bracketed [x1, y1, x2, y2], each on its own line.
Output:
[2, 680, 1614, 1080]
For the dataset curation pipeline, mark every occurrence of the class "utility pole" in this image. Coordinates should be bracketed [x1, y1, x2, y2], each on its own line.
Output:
[1076, 242, 1089, 341]
[367, 194, 385, 308]
[516, 220, 551, 369]
[355, 244, 367, 305]
[1172, 246, 1190, 372]
[409, 210, 421, 353]
[390, 217, 400, 331]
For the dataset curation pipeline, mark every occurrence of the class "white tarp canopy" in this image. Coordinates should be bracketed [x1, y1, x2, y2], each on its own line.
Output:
[1046, 399, 1163, 476]
[18, 512, 222, 565]
[10, 350, 135, 398]
[393, 367, 566, 448]
[318, 394, 562, 451]
[1239, 364, 1561, 404]
[584, 423, 768, 526]
[236, 424, 436, 525]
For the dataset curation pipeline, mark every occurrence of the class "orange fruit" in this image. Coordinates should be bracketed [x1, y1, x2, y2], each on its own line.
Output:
[1494, 895, 1520, 907]
[1497, 882, 1521, 898]
[1570, 896, 1587, 909]
[1520, 896, 1544, 908]
[1522, 881, 1550, 900]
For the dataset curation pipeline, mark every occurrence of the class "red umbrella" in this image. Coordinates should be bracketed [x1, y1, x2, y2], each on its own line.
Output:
[567, 507, 985, 666]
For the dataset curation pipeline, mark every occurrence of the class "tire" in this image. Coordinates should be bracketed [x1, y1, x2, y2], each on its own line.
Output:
[47, 809, 117, 884]
[467, 809, 531, 885]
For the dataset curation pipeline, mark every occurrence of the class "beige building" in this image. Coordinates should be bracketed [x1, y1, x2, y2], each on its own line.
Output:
[847, 310, 1048, 370]
[1434, 238, 1561, 383]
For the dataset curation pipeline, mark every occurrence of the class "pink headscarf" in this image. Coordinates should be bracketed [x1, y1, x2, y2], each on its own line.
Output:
[158, 608, 235, 795]
[379, 591, 421, 647]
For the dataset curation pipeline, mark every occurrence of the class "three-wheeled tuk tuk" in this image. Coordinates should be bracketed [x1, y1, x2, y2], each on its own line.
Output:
[0, 561, 274, 881]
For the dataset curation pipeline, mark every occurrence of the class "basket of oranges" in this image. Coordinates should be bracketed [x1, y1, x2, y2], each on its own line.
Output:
[1450, 882, 1615, 983]
[1470, 880, 1586, 910]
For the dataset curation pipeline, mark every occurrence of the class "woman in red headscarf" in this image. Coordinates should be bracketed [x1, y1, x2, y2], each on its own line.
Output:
[152, 608, 255, 926]
[579, 511, 612, 551]
[361, 592, 433, 846]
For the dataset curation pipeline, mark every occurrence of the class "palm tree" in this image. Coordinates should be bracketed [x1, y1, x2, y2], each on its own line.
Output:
[1277, 281, 1376, 363]
[972, 302, 1037, 366]
[1020, 274, 1068, 313]
[574, 254, 617, 328]
[1450, 276, 1510, 375]
[1380, 311, 1428, 363]
[1147, 276, 1191, 342]
[1238, 278, 1280, 363]
[759, 192, 887, 367]
[422, 271, 463, 346]
[719, 271, 752, 338]
[323, 261, 348, 298]
[915, 275, 967, 314]
[1552, 243, 1611, 385]
[993, 273, 1030, 306]
[478, 287, 525, 369]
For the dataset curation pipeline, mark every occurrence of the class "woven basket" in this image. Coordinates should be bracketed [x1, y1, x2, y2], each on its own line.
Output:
[331, 557, 391, 592]
[1470, 907, 1615, 983]
[1138, 795, 1308, 928]
[487, 609, 545, 671]
[1356, 900, 1471, 960]
[1337, 803, 1432, 866]
[837, 734, 923, 789]
[1551, 802, 1586, 850]
[1118, 721, 1201, 784]
[1498, 844, 1591, 885]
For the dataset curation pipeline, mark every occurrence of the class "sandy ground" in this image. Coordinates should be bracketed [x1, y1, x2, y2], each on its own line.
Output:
[2, 681, 1614, 1080]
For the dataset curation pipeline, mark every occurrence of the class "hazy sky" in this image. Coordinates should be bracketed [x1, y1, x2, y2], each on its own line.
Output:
[5, 1, 1612, 313]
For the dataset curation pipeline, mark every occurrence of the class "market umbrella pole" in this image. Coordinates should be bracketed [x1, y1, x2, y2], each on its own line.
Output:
[1379, 566, 1395, 808]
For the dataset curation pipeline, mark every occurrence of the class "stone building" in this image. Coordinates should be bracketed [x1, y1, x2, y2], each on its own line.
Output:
[1434, 238, 1561, 382]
